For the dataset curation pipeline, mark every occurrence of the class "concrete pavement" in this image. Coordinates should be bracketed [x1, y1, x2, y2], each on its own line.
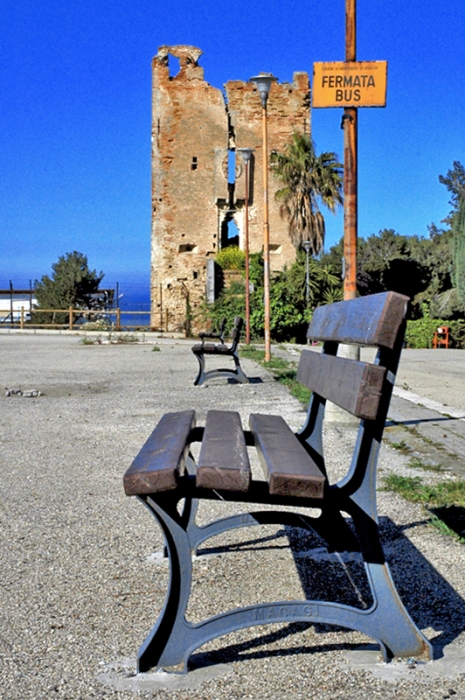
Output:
[1, 332, 465, 698]
[387, 349, 465, 478]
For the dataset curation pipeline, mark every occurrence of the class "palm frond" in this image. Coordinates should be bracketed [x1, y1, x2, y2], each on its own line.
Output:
[271, 131, 343, 255]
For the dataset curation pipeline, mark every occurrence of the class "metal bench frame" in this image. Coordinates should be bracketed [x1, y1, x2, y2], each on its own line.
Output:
[191, 315, 249, 386]
[124, 293, 433, 673]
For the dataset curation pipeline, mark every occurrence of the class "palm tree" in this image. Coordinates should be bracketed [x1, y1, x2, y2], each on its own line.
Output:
[271, 132, 343, 254]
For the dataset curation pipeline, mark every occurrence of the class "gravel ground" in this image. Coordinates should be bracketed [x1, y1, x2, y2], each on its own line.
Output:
[1, 334, 465, 700]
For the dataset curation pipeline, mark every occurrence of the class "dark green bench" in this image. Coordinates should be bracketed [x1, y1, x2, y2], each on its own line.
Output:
[191, 315, 249, 386]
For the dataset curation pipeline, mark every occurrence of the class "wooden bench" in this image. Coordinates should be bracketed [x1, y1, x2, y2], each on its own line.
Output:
[191, 315, 249, 386]
[124, 292, 432, 673]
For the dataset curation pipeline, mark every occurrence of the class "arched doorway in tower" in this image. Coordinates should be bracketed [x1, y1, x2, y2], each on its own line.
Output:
[220, 213, 240, 248]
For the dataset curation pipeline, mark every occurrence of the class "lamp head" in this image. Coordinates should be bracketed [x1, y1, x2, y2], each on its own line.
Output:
[302, 241, 312, 254]
[250, 73, 278, 107]
[237, 147, 254, 165]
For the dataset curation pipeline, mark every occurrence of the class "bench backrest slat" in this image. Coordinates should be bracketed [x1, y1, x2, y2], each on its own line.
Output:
[308, 291, 408, 349]
[296, 351, 386, 420]
[124, 410, 196, 496]
[197, 410, 250, 492]
[229, 316, 244, 345]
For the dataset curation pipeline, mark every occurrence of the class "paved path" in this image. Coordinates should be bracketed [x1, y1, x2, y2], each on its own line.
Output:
[385, 349, 465, 478]
[1, 332, 465, 699]
[276, 343, 465, 478]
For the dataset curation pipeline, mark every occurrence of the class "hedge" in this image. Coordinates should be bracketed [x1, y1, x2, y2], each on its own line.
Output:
[405, 318, 465, 348]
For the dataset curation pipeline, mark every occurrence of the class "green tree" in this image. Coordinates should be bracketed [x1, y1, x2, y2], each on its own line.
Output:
[270, 132, 343, 254]
[439, 161, 465, 216]
[427, 160, 465, 317]
[34, 251, 104, 323]
[322, 229, 455, 317]
[203, 251, 342, 343]
[453, 195, 465, 307]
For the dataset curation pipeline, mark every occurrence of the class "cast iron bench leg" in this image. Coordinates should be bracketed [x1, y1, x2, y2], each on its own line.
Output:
[193, 353, 249, 386]
[137, 494, 194, 673]
[363, 561, 432, 659]
[193, 353, 206, 386]
[232, 352, 249, 384]
[138, 493, 431, 673]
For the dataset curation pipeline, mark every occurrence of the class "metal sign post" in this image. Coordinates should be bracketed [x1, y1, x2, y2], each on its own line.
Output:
[312, 0, 388, 301]
[344, 0, 358, 300]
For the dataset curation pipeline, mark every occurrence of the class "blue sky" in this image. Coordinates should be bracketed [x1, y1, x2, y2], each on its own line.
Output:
[1, 0, 464, 290]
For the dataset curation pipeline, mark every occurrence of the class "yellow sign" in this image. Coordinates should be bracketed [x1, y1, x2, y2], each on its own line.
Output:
[312, 61, 388, 108]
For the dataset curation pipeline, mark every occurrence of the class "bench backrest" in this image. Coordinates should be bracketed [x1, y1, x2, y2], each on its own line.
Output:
[297, 291, 408, 423]
[294, 292, 409, 507]
[229, 316, 244, 351]
[198, 317, 227, 343]
[307, 291, 407, 350]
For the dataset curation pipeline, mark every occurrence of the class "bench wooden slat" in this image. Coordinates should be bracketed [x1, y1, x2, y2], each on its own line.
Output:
[308, 291, 408, 349]
[197, 410, 251, 491]
[124, 410, 196, 496]
[249, 413, 326, 498]
[191, 343, 231, 355]
[296, 350, 386, 420]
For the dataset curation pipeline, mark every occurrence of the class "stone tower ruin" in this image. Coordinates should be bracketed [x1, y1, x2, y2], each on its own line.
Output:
[150, 45, 311, 332]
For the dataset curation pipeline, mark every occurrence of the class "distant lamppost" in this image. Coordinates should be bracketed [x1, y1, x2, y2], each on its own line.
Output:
[250, 73, 277, 363]
[237, 147, 254, 344]
[302, 240, 312, 305]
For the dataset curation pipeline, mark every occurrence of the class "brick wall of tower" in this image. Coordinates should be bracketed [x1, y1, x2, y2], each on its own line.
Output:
[150, 45, 310, 333]
[225, 72, 311, 273]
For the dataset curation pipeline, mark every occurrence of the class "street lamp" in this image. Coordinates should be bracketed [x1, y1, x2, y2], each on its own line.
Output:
[302, 241, 312, 305]
[237, 147, 254, 344]
[250, 73, 277, 362]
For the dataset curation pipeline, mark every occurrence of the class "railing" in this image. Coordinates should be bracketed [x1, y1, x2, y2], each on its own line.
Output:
[4, 307, 171, 332]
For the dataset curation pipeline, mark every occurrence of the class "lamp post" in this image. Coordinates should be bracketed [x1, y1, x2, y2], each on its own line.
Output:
[302, 241, 312, 305]
[250, 73, 277, 363]
[237, 147, 254, 344]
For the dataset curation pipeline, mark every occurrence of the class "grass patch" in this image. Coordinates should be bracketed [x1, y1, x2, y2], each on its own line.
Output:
[428, 512, 464, 541]
[383, 474, 465, 541]
[240, 346, 265, 363]
[429, 506, 465, 540]
[403, 425, 446, 451]
[383, 474, 465, 507]
[390, 439, 410, 453]
[81, 335, 97, 345]
[407, 456, 445, 472]
[240, 346, 311, 405]
[80, 332, 142, 345]
[113, 332, 141, 344]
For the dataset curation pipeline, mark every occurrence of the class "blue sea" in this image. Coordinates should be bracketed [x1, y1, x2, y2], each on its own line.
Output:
[110, 280, 151, 328]
[2, 277, 152, 328]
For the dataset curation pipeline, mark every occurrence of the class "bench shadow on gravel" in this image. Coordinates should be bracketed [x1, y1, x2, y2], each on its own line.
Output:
[190, 517, 465, 669]
[386, 416, 464, 427]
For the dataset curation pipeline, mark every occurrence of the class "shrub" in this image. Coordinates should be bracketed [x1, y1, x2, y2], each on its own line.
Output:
[405, 318, 465, 348]
[215, 246, 246, 271]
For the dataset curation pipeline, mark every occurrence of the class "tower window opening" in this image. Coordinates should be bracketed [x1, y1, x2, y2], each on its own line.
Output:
[168, 54, 181, 79]
[191, 156, 198, 171]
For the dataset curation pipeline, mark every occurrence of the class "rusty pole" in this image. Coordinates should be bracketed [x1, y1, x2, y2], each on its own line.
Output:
[343, 0, 358, 300]
[250, 74, 277, 362]
[244, 159, 251, 343]
[237, 149, 255, 344]
[261, 104, 272, 361]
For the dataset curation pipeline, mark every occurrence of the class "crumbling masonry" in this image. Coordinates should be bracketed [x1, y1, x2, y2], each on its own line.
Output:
[151, 45, 311, 332]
